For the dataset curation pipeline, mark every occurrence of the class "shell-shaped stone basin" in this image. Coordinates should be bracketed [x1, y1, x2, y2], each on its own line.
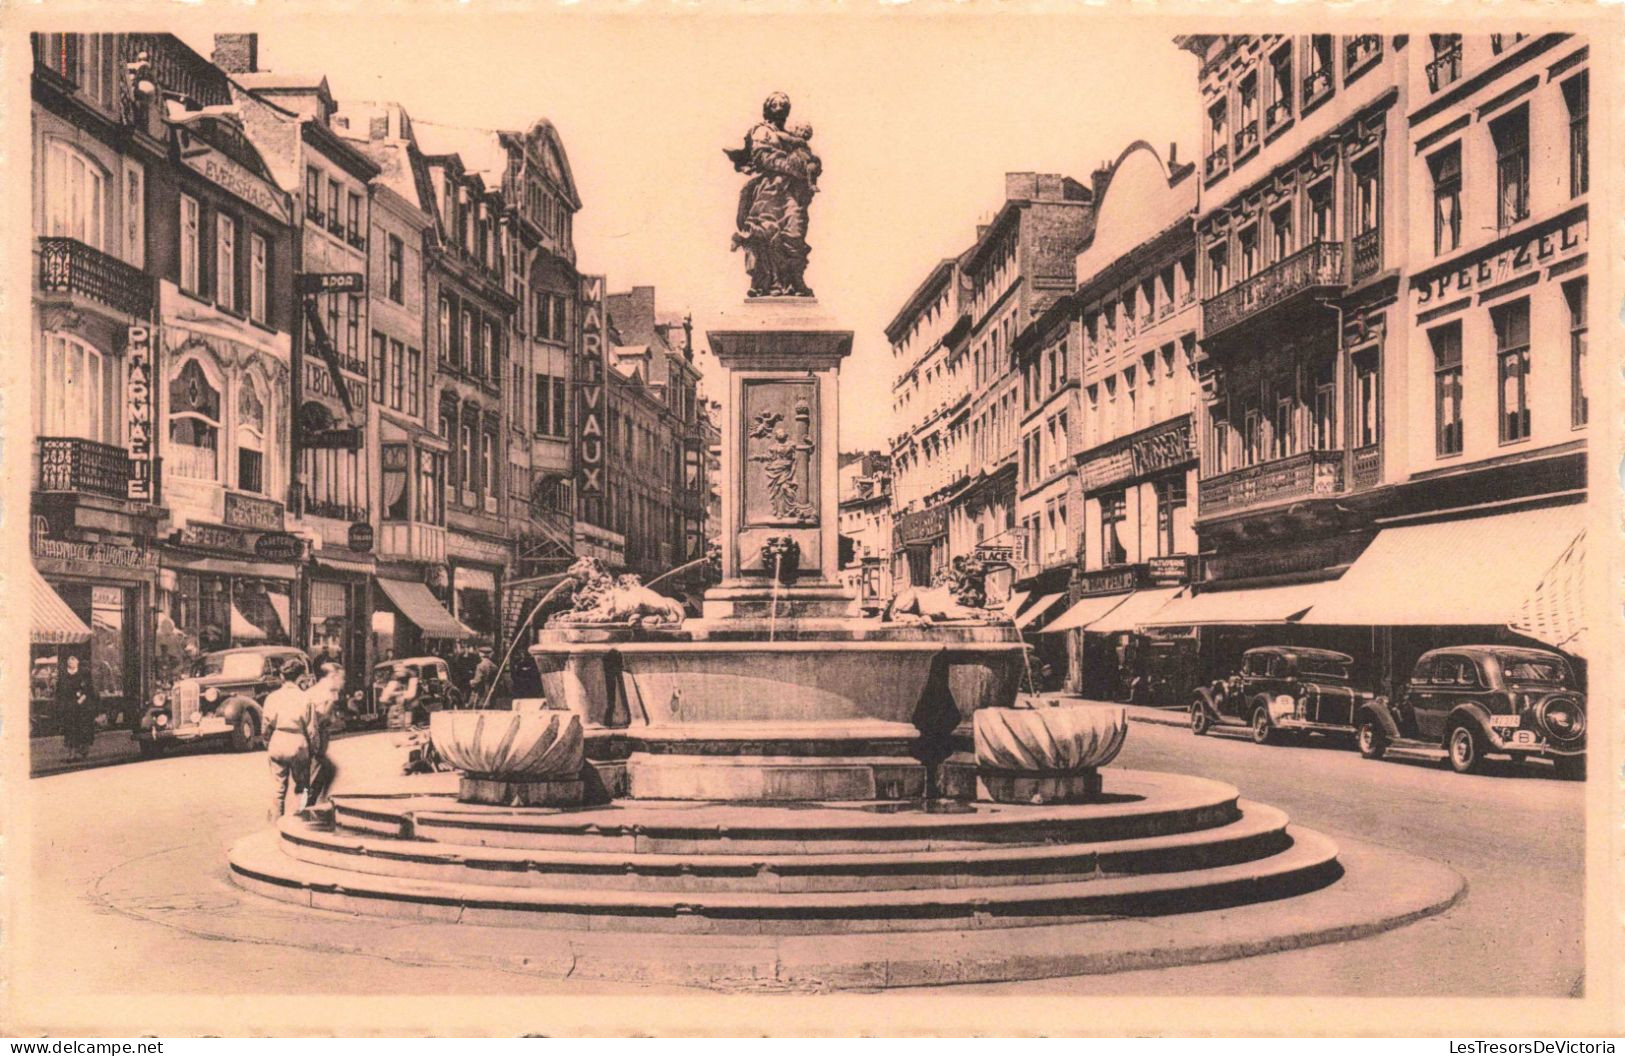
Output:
[973, 704, 1128, 773]
[430, 709, 584, 781]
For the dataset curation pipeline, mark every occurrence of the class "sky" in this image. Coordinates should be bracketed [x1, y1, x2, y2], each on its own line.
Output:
[184, 14, 1198, 452]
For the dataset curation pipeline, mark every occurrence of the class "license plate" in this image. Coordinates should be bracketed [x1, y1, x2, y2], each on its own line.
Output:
[1489, 716, 1522, 729]
[1512, 730, 1537, 746]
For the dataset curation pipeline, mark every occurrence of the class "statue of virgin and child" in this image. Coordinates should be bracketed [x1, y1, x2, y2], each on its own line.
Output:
[724, 92, 822, 298]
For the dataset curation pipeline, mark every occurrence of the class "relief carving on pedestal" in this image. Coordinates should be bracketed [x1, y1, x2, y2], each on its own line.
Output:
[742, 381, 818, 526]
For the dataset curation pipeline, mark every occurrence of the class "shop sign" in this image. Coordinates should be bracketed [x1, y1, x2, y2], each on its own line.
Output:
[31, 515, 158, 570]
[347, 522, 375, 553]
[975, 544, 1015, 564]
[576, 274, 608, 506]
[1079, 417, 1195, 492]
[1147, 555, 1195, 586]
[125, 325, 154, 502]
[177, 135, 293, 225]
[175, 522, 250, 554]
[297, 272, 364, 295]
[253, 532, 303, 562]
[1079, 565, 1142, 596]
[895, 505, 948, 547]
[298, 298, 361, 429]
[224, 491, 284, 532]
[1078, 448, 1134, 492]
[1412, 214, 1588, 308]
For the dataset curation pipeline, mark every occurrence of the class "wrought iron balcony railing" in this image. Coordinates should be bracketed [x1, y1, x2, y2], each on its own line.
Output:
[38, 238, 154, 318]
[1202, 241, 1346, 338]
[1351, 228, 1381, 283]
[1199, 449, 1346, 519]
[1205, 144, 1229, 180]
[1427, 41, 1463, 92]
[36, 436, 132, 500]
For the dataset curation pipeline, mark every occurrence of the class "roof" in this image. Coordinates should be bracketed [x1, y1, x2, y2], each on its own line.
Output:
[414, 120, 510, 185]
[1423, 645, 1568, 661]
[884, 258, 957, 343]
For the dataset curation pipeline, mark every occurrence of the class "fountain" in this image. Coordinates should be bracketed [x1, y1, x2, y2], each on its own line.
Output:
[223, 95, 1461, 988]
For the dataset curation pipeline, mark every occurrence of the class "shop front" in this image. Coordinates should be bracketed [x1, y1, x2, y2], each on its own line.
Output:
[160, 515, 301, 661]
[450, 562, 502, 647]
[893, 503, 949, 591]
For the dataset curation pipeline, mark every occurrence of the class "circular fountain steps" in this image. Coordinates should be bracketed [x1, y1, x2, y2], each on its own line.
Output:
[228, 770, 1344, 934]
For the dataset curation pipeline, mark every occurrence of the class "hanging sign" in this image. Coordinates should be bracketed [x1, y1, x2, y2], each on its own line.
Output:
[576, 274, 607, 510]
[126, 325, 153, 501]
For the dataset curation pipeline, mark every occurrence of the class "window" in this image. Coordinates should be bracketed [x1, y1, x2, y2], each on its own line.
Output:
[1308, 179, 1334, 242]
[387, 235, 404, 302]
[1304, 36, 1334, 102]
[1345, 34, 1381, 75]
[1243, 408, 1262, 466]
[1207, 242, 1229, 294]
[1155, 477, 1186, 557]
[326, 179, 340, 234]
[1211, 420, 1231, 473]
[167, 358, 220, 481]
[475, 320, 493, 377]
[382, 445, 409, 522]
[1268, 44, 1294, 128]
[1431, 322, 1463, 456]
[438, 298, 451, 363]
[407, 347, 421, 417]
[1427, 34, 1462, 92]
[482, 428, 498, 502]
[305, 167, 321, 220]
[1270, 204, 1293, 261]
[1566, 279, 1587, 428]
[552, 377, 567, 438]
[249, 233, 268, 324]
[37, 332, 115, 444]
[1352, 349, 1380, 448]
[1270, 396, 1293, 459]
[1429, 144, 1462, 255]
[1564, 74, 1588, 198]
[346, 294, 360, 357]
[1493, 300, 1530, 443]
[1491, 107, 1529, 230]
[214, 214, 236, 310]
[1352, 152, 1379, 235]
[418, 448, 445, 526]
[347, 193, 362, 245]
[460, 309, 473, 371]
[1311, 360, 1337, 452]
[326, 295, 340, 357]
[536, 372, 559, 435]
[370, 333, 386, 402]
[1101, 491, 1128, 566]
[389, 339, 405, 410]
[179, 194, 200, 294]
[1236, 72, 1259, 155]
[1238, 225, 1258, 280]
[121, 160, 144, 267]
[1206, 100, 1229, 174]
[237, 379, 266, 494]
[459, 419, 477, 499]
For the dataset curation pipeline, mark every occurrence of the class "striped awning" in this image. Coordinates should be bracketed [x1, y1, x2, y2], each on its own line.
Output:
[376, 577, 475, 640]
[1039, 592, 1129, 634]
[1012, 593, 1066, 630]
[1511, 529, 1586, 657]
[31, 565, 90, 645]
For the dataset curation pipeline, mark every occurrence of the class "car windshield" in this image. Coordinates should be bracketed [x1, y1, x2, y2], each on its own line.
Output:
[1501, 658, 1569, 685]
[201, 653, 267, 680]
[1297, 658, 1351, 680]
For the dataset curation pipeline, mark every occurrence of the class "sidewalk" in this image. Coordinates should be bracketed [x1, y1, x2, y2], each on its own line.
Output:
[1018, 691, 1190, 729]
[30, 729, 142, 778]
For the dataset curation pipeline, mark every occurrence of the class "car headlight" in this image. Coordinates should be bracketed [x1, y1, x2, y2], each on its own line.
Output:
[189, 712, 202, 725]
[152, 692, 168, 709]
[202, 687, 219, 703]
[155, 713, 169, 728]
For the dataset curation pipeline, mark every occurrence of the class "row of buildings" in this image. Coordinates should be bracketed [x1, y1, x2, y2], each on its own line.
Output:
[882, 33, 1589, 696]
[28, 32, 716, 729]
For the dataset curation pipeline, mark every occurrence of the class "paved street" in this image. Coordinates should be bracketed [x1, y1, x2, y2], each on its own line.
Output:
[15, 712, 1583, 1012]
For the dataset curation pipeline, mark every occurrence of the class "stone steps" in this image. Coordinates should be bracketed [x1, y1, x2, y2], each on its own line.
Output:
[331, 770, 1241, 854]
[227, 822, 1340, 934]
[274, 801, 1292, 893]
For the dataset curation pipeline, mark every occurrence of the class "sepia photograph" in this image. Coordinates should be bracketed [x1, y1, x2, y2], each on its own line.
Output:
[1, 3, 1618, 1039]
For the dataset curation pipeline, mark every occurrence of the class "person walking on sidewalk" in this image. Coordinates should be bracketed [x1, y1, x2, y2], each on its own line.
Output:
[264, 659, 312, 823]
[302, 663, 344, 812]
[468, 647, 498, 707]
[56, 654, 100, 762]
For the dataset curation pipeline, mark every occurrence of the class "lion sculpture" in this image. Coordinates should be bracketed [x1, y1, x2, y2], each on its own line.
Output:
[883, 555, 1006, 625]
[548, 557, 687, 628]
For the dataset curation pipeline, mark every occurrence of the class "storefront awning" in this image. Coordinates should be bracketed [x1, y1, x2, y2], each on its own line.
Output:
[1039, 592, 1129, 634]
[376, 577, 475, 640]
[1087, 587, 1187, 633]
[30, 565, 91, 645]
[1143, 581, 1328, 627]
[998, 590, 1031, 616]
[1300, 503, 1584, 627]
[230, 605, 266, 641]
[1012, 593, 1065, 630]
[161, 555, 298, 580]
[1511, 530, 1586, 657]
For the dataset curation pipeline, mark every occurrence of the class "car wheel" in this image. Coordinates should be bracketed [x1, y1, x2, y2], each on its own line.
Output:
[1250, 702, 1276, 746]
[230, 713, 259, 753]
[1553, 755, 1586, 781]
[1190, 703, 1211, 736]
[1447, 723, 1484, 775]
[1356, 719, 1388, 760]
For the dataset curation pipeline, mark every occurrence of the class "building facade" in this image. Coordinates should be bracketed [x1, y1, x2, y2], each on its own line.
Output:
[836, 452, 893, 606]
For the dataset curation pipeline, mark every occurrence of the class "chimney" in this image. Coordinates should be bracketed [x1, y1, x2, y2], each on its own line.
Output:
[212, 33, 258, 74]
[1004, 172, 1038, 202]
[369, 115, 390, 140]
[1090, 162, 1113, 204]
[1168, 142, 1179, 167]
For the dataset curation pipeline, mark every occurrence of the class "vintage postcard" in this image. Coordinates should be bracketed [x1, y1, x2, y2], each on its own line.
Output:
[0, 0, 1619, 1038]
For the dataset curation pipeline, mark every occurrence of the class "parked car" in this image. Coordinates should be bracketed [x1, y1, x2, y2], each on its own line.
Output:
[138, 646, 311, 757]
[1356, 646, 1586, 778]
[1124, 636, 1199, 708]
[351, 657, 464, 730]
[1190, 646, 1377, 745]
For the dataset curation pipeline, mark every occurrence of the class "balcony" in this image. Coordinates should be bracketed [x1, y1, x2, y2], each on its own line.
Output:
[1351, 228, 1381, 283]
[1204, 144, 1229, 181]
[38, 238, 153, 319]
[1199, 449, 1346, 520]
[304, 499, 369, 522]
[1345, 35, 1382, 74]
[1233, 121, 1259, 158]
[1301, 68, 1333, 107]
[129, 33, 232, 108]
[378, 521, 447, 565]
[1265, 99, 1292, 133]
[1351, 444, 1382, 491]
[1202, 241, 1346, 340]
[36, 437, 132, 500]
[1427, 42, 1462, 92]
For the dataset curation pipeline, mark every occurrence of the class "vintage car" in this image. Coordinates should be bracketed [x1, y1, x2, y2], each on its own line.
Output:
[1190, 646, 1377, 745]
[138, 646, 311, 757]
[353, 657, 464, 729]
[1356, 646, 1586, 778]
[1124, 636, 1200, 708]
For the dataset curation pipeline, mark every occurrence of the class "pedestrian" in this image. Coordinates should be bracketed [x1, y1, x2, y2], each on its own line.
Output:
[264, 659, 312, 823]
[56, 654, 100, 762]
[469, 646, 498, 707]
[302, 663, 344, 812]
[379, 663, 423, 727]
